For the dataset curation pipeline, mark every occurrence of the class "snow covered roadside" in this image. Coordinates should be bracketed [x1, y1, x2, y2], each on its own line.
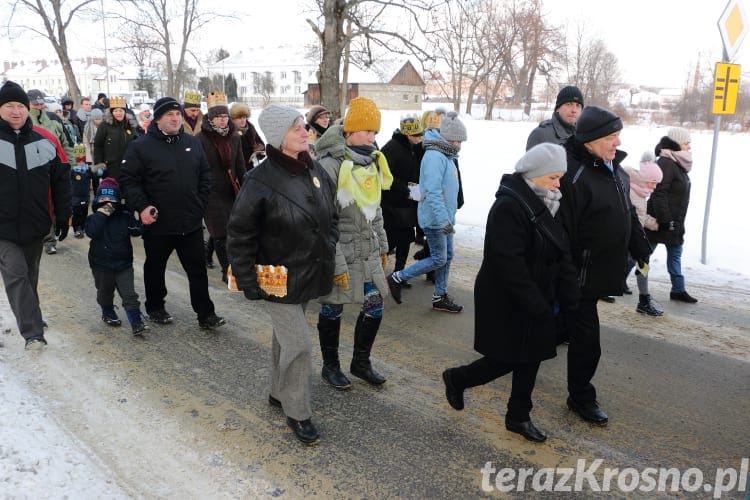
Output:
[0, 338, 129, 498]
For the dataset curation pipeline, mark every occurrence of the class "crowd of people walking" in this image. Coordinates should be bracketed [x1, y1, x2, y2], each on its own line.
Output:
[0, 79, 699, 445]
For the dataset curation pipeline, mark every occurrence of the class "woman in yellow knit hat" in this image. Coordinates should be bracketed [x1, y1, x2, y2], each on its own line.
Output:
[314, 96, 394, 390]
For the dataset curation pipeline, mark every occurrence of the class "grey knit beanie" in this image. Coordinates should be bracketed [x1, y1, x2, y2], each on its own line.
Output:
[439, 111, 467, 142]
[258, 104, 303, 149]
[515, 143, 567, 179]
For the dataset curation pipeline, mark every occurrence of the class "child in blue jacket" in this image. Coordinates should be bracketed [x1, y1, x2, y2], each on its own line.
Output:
[85, 177, 148, 335]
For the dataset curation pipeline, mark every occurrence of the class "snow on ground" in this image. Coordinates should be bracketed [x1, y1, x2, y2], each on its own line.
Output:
[1, 106, 747, 496]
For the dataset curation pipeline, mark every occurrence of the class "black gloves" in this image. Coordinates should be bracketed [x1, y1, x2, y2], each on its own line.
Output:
[55, 220, 69, 241]
[442, 223, 455, 235]
[243, 287, 263, 301]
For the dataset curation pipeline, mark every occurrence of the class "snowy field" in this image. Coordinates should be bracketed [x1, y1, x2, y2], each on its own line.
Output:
[1, 105, 747, 496]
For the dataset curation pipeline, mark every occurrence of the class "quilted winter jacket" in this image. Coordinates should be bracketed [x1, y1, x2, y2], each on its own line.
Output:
[314, 124, 389, 304]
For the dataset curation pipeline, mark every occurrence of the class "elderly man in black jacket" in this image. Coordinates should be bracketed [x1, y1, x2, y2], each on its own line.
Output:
[0, 81, 71, 349]
[120, 97, 224, 330]
[559, 105, 652, 426]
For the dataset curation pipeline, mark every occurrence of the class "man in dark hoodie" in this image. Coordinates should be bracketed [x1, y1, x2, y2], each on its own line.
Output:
[120, 96, 224, 330]
[0, 81, 71, 349]
[558, 105, 651, 426]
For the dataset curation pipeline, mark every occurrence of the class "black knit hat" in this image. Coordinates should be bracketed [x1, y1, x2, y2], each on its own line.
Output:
[152, 96, 183, 121]
[555, 85, 584, 110]
[574, 105, 623, 144]
[0, 81, 30, 109]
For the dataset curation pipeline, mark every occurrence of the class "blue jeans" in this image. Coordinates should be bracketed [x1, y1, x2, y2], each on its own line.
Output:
[665, 244, 685, 292]
[396, 227, 453, 296]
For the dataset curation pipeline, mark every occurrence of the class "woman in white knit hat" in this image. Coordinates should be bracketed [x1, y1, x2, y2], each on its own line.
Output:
[645, 126, 697, 304]
[227, 104, 339, 445]
[442, 143, 580, 443]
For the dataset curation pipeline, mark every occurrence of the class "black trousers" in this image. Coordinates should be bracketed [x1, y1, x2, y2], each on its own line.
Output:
[386, 227, 414, 271]
[566, 297, 601, 404]
[142, 229, 215, 320]
[452, 357, 541, 422]
[72, 203, 89, 230]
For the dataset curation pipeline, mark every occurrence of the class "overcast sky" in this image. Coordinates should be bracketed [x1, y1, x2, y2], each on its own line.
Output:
[1, 0, 748, 89]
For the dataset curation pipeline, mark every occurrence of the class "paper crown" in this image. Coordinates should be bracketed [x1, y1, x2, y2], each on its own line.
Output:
[183, 90, 202, 105]
[108, 96, 127, 109]
[206, 91, 228, 109]
[399, 114, 424, 136]
[73, 143, 87, 160]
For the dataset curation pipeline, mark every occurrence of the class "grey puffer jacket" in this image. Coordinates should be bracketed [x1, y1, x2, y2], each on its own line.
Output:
[314, 125, 389, 304]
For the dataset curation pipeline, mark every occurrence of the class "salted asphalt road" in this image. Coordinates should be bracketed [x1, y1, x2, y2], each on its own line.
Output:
[4, 235, 748, 498]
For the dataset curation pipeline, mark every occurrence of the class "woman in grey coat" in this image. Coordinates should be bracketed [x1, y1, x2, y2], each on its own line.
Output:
[314, 97, 393, 390]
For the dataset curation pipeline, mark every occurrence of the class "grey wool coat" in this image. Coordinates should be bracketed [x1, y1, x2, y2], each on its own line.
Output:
[314, 124, 389, 304]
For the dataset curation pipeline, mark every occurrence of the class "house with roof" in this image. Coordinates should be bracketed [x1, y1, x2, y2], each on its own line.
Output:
[304, 60, 425, 110]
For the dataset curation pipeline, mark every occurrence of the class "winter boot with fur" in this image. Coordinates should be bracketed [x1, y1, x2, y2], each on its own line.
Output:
[126, 309, 149, 336]
[350, 313, 386, 385]
[317, 315, 351, 389]
[636, 294, 664, 316]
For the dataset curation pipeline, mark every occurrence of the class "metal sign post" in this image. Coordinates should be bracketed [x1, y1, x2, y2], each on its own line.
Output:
[703, 0, 747, 264]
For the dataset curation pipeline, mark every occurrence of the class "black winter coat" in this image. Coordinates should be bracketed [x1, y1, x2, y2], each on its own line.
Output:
[93, 116, 138, 180]
[560, 138, 651, 298]
[474, 173, 580, 363]
[380, 131, 423, 229]
[646, 137, 691, 246]
[85, 206, 142, 273]
[0, 117, 71, 244]
[226, 146, 339, 304]
[120, 122, 211, 236]
[196, 120, 246, 239]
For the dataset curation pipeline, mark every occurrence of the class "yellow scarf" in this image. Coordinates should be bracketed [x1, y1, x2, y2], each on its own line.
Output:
[337, 150, 393, 222]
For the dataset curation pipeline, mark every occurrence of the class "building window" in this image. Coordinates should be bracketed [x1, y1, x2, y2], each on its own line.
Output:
[293, 71, 301, 84]
[414, 94, 419, 103]
[280, 71, 287, 80]
[240, 86, 246, 95]
[403, 94, 409, 101]
[241, 72, 246, 81]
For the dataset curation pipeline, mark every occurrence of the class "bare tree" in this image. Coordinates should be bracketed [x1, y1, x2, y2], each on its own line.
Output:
[7, 0, 98, 104]
[113, 0, 223, 97]
[564, 26, 620, 107]
[427, 1, 474, 112]
[306, 0, 437, 118]
[500, 0, 563, 115]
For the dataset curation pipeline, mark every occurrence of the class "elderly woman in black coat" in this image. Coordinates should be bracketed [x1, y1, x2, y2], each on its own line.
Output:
[227, 105, 338, 445]
[442, 143, 580, 443]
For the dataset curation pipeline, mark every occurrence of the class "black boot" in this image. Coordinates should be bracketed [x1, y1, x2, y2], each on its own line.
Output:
[205, 236, 215, 269]
[636, 294, 664, 316]
[317, 315, 352, 390]
[350, 313, 386, 385]
[213, 237, 229, 283]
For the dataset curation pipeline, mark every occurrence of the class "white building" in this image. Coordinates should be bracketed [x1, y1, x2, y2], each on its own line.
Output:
[206, 45, 317, 106]
[1, 58, 166, 103]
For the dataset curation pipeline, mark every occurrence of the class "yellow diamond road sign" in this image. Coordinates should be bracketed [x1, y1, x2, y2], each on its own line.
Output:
[712, 62, 741, 115]
[718, 0, 748, 60]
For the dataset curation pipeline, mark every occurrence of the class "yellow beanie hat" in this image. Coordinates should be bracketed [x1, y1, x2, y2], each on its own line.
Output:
[422, 110, 441, 130]
[343, 97, 381, 133]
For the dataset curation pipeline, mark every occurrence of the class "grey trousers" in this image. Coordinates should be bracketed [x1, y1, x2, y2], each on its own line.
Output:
[92, 267, 140, 312]
[263, 301, 312, 421]
[0, 238, 45, 340]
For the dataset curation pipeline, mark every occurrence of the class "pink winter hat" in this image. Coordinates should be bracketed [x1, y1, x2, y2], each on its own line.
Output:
[639, 151, 663, 183]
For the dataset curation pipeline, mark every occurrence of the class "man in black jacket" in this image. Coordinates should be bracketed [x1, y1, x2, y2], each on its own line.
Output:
[559, 106, 652, 426]
[0, 81, 71, 349]
[120, 96, 224, 330]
